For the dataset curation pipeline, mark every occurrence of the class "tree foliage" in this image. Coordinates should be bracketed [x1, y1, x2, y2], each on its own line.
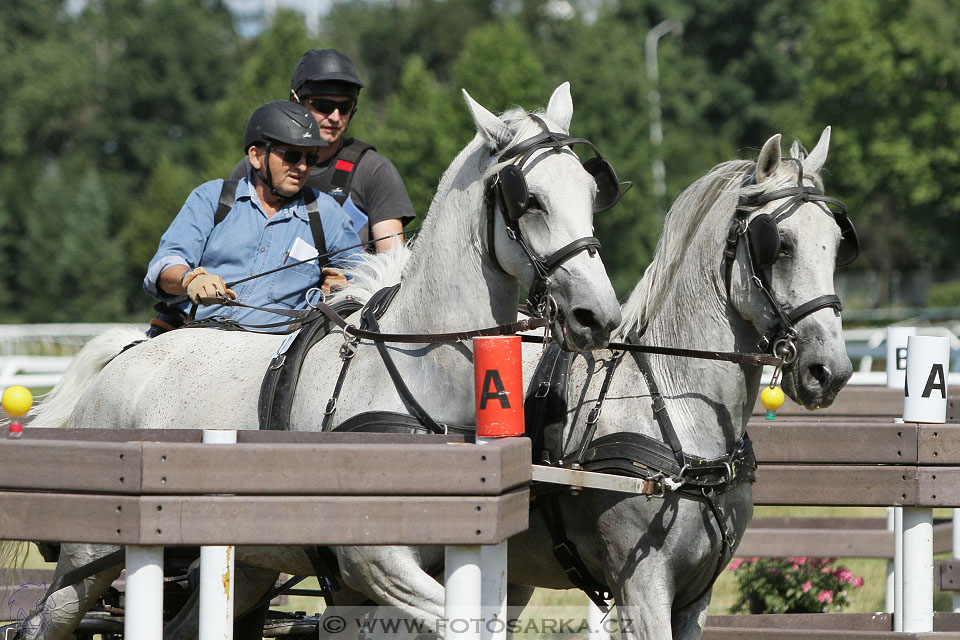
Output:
[0, 0, 957, 322]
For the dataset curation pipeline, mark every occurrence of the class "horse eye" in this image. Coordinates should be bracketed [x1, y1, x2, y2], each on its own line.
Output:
[526, 195, 544, 212]
[778, 241, 792, 258]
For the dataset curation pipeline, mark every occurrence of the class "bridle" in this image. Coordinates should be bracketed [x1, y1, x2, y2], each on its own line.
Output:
[485, 113, 622, 320]
[723, 160, 859, 365]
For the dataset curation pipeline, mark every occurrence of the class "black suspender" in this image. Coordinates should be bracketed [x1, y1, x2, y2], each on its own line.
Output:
[213, 179, 327, 258]
[313, 138, 375, 206]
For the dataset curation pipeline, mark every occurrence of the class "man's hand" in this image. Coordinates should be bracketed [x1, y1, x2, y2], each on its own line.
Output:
[321, 267, 350, 295]
[182, 267, 237, 304]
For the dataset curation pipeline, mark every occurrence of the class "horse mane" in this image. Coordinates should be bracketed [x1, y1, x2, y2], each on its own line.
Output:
[617, 140, 823, 338]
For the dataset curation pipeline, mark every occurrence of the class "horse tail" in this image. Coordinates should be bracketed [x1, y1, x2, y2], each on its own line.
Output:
[0, 540, 30, 590]
[28, 327, 146, 428]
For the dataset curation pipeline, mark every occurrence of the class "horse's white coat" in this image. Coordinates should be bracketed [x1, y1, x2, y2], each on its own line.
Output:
[6, 84, 622, 640]
[332, 129, 853, 640]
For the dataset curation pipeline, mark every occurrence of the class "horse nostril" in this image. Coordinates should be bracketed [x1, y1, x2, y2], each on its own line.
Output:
[806, 363, 832, 388]
[571, 307, 600, 331]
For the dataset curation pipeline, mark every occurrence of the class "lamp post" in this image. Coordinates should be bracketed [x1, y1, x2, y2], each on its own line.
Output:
[645, 19, 683, 216]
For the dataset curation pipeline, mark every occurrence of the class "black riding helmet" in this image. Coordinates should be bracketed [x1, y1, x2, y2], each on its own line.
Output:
[291, 49, 364, 100]
[244, 101, 326, 199]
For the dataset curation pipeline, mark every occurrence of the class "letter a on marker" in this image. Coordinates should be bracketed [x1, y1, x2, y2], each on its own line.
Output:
[479, 369, 510, 409]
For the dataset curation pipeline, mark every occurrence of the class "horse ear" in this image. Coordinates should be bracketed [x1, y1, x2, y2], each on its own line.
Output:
[462, 89, 513, 149]
[756, 134, 782, 182]
[802, 126, 831, 175]
[545, 82, 573, 133]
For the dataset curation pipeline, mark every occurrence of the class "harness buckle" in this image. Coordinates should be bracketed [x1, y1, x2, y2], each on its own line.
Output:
[324, 398, 337, 416]
[535, 381, 550, 398]
[339, 339, 358, 360]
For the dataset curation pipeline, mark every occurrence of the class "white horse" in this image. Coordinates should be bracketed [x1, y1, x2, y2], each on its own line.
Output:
[325, 128, 854, 639]
[3, 83, 622, 640]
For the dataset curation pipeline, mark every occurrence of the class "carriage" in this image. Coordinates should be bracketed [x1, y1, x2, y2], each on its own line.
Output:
[1, 83, 856, 640]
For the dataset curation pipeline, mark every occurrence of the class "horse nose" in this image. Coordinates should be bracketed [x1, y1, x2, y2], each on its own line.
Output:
[569, 305, 620, 346]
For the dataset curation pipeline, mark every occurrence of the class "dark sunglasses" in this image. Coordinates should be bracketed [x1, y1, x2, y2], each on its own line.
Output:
[304, 97, 357, 115]
[272, 147, 319, 166]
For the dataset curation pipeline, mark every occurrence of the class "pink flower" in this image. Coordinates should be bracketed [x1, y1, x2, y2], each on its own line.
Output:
[837, 569, 854, 582]
[794, 557, 807, 565]
[852, 577, 864, 588]
[817, 591, 834, 603]
[729, 558, 744, 571]
[801, 581, 813, 593]
[821, 566, 832, 574]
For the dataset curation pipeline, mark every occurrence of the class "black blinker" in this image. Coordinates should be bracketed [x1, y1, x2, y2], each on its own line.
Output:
[498, 165, 528, 222]
[747, 213, 780, 270]
[584, 156, 622, 213]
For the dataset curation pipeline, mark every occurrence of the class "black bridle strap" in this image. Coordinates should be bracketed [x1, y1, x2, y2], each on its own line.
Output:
[540, 237, 601, 274]
[313, 296, 549, 344]
[516, 334, 782, 367]
[787, 294, 842, 325]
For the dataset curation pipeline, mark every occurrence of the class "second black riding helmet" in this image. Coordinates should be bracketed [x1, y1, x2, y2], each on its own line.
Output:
[243, 101, 328, 151]
[291, 49, 364, 98]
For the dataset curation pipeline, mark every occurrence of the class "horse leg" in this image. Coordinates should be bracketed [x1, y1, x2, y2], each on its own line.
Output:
[336, 545, 445, 626]
[14, 543, 122, 640]
[671, 589, 711, 640]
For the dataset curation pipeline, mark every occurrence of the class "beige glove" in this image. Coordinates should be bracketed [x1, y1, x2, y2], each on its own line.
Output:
[182, 267, 237, 304]
[321, 267, 350, 295]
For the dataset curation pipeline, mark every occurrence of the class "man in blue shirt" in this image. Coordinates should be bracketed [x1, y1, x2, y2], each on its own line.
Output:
[145, 101, 362, 334]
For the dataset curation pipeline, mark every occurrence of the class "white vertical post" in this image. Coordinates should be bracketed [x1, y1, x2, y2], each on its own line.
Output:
[480, 541, 508, 640]
[902, 507, 934, 632]
[954, 508, 960, 612]
[587, 601, 609, 640]
[445, 546, 482, 640]
[200, 429, 236, 640]
[894, 506, 903, 631]
[885, 507, 895, 613]
[125, 545, 164, 640]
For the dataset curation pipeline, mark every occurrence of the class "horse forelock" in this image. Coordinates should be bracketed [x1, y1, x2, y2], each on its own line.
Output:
[617, 159, 753, 339]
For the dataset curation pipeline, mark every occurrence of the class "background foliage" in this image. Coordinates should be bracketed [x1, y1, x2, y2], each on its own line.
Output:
[2, 0, 957, 322]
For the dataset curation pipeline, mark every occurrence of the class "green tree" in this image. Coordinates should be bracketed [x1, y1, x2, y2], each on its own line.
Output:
[357, 57, 466, 223]
[795, 0, 960, 300]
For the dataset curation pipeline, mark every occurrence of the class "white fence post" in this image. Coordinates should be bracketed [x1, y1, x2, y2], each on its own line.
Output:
[445, 546, 482, 640]
[200, 429, 236, 640]
[125, 545, 164, 640]
[902, 507, 934, 632]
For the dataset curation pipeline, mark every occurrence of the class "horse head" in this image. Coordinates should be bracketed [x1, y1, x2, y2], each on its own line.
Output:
[463, 83, 621, 351]
[728, 127, 855, 408]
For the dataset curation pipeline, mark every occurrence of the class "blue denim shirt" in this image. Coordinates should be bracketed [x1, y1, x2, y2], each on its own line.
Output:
[144, 175, 362, 327]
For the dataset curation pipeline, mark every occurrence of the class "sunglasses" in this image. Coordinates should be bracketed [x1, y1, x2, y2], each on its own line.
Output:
[304, 97, 357, 115]
[272, 147, 319, 166]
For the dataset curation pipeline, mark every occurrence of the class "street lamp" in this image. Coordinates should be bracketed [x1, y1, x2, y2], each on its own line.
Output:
[645, 19, 683, 215]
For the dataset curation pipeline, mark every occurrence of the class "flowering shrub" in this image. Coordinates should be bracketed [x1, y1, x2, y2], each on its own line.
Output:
[728, 557, 865, 614]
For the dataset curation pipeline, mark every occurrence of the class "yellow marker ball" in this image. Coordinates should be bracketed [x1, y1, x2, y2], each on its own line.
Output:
[2, 385, 33, 418]
[761, 385, 785, 412]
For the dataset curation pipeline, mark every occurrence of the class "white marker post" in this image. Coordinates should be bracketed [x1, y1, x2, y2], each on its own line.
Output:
[467, 336, 524, 640]
[898, 335, 949, 632]
[200, 429, 237, 640]
[886, 327, 916, 389]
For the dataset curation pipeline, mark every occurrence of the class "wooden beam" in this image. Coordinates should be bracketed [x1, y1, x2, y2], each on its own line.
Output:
[0, 489, 528, 545]
[752, 465, 917, 506]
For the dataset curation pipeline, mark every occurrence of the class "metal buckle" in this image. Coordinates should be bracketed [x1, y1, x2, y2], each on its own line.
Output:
[324, 398, 337, 416]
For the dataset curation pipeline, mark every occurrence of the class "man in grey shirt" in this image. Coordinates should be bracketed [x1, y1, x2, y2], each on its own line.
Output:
[229, 49, 414, 252]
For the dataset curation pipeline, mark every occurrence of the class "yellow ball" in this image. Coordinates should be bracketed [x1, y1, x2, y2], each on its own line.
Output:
[2, 385, 33, 418]
[761, 385, 785, 412]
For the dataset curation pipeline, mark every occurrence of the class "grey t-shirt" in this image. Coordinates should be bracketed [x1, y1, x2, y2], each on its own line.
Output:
[228, 139, 415, 246]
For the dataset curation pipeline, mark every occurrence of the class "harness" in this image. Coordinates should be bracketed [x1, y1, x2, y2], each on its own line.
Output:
[722, 161, 859, 362]
[485, 113, 620, 319]
[525, 161, 856, 612]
